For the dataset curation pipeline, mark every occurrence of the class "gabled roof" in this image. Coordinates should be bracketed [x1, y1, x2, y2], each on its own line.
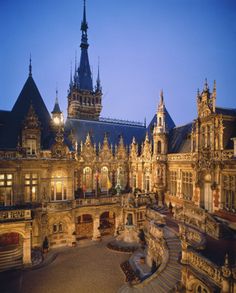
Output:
[168, 123, 192, 153]
[0, 76, 51, 149]
[65, 118, 146, 149]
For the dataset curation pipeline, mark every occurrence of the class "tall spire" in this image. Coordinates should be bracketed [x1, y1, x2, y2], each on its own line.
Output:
[52, 87, 62, 114]
[160, 89, 164, 105]
[96, 57, 101, 91]
[29, 54, 32, 77]
[78, 0, 93, 91]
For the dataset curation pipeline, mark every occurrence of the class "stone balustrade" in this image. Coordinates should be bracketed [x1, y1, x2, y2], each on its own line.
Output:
[167, 153, 193, 162]
[76, 196, 120, 207]
[187, 250, 222, 286]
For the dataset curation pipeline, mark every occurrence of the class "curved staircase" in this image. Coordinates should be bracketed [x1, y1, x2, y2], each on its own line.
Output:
[0, 245, 23, 272]
[118, 227, 182, 293]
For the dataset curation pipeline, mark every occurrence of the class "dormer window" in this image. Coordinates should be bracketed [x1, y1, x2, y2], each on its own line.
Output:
[26, 136, 37, 155]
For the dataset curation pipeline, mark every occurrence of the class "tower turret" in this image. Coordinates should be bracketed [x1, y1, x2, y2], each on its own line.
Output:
[153, 90, 168, 155]
[52, 89, 64, 128]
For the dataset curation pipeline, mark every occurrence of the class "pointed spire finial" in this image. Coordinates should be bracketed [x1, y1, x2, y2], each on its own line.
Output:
[81, 0, 88, 32]
[56, 85, 58, 104]
[213, 80, 216, 92]
[204, 78, 208, 91]
[96, 57, 102, 91]
[160, 89, 164, 102]
[29, 54, 32, 77]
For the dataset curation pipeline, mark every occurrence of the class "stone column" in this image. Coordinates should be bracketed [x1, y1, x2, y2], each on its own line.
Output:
[23, 236, 31, 265]
[92, 215, 101, 240]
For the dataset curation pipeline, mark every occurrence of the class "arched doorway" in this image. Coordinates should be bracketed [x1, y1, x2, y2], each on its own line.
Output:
[0, 232, 23, 270]
[76, 214, 93, 240]
[99, 211, 115, 236]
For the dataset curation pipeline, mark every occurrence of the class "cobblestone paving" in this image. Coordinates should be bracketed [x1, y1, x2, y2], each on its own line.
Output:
[19, 239, 129, 293]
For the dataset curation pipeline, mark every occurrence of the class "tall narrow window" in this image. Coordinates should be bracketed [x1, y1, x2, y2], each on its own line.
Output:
[24, 173, 38, 202]
[26, 136, 37, 155]
[83, 167, 93, 192]
[182, 172, 193, 200]
[0, 174, 13, 206]
[145, 174, 150, 192]
[157, 141, 162, 154]
[169, 171, 177, 195]
[223, 175, 235, 211]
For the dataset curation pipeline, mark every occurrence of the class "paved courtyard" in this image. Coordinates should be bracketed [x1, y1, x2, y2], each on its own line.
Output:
[0, 239, 130, 293]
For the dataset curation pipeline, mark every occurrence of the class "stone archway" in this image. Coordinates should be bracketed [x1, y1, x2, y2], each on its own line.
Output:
[99, 211, 115, 236]
[0, 232, 23, 270]
[76, 214, 93, 240]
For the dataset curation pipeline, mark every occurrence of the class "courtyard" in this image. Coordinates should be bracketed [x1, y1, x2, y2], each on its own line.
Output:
[0, 238, 129, 293]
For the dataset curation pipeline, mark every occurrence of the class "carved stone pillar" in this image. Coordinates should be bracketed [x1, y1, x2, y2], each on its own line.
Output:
[23, 235, 31, 265]
[92, 215, 101, 240]
[222, 254, 231, 293]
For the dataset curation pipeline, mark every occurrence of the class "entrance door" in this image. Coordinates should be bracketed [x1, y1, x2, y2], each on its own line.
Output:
[204, 182, 212, 212]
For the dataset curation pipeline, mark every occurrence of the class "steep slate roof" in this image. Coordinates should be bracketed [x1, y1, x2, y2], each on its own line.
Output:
[0, 76, 51, 149]
[65, 118, 146, 148]
[168, 123, 193, 153]
[0, 110, 11, 125]
[216, 107, 236, 116]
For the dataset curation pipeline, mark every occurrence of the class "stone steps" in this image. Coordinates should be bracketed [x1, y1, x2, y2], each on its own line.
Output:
[0, 246, 23, 272]
[119, 226, 182, 293]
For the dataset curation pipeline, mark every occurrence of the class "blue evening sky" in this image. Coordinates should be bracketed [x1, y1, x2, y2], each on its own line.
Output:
[0, 0, 236, 126]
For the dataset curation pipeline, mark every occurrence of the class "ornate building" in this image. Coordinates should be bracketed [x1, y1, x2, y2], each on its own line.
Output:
[0, 2, 235, 292]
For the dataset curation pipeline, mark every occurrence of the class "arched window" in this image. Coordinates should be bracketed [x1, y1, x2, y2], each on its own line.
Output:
[195, 284, 208, 293]
[157, 141, 162, 153]
[100, 166, 109, 191]
[117, 167, 125, 189]
[145, 174, 150, 192]
[83, 167, 93, 192]
[159, 117, 162, 126]
[51, 171, 67, 201]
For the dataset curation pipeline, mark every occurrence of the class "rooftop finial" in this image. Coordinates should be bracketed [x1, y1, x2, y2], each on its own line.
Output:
[213, 80, 216, 92]
[81, 0, 88, 33]
[29, 54, 32, 77]
[56, 85, 58, 104]
[160, 89, 164, 104]
[204, 78, 208, 91]
[70, 61, 73, 88]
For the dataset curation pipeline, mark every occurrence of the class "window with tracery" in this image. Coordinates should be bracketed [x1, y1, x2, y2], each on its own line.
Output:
[24, 173, 38, 202]
[100, 166, 109, 191]
[51, 171, 67, 201]
[169, 171, 177, 195]
[26, 136, 37, 155]
[0, 174, 13, 206]
[53, 222, 63, 233]
[145, 174, 150, 192]
[223, 175, 236, 211]
[182, 172, 193, 199]
[83, 167, 93, 192]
